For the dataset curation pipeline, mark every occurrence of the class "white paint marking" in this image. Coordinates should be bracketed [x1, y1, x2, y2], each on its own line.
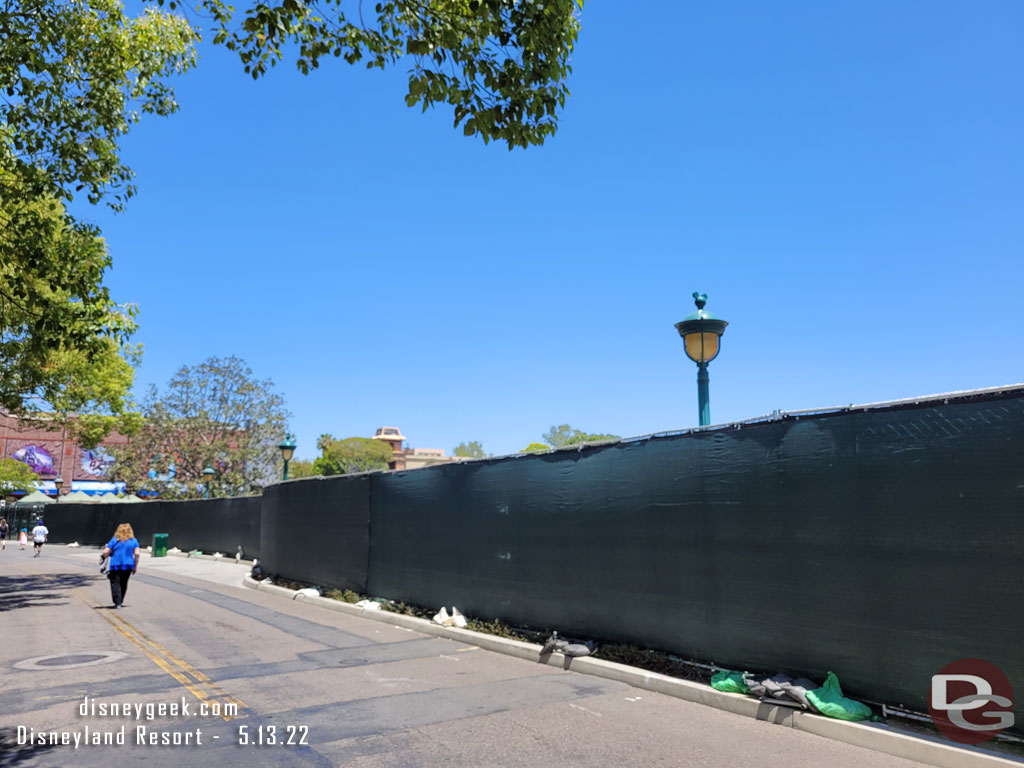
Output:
[569, 703, 602, 717]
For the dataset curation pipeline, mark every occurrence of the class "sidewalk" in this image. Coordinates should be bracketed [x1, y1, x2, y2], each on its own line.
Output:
[61, 547, 250, 589]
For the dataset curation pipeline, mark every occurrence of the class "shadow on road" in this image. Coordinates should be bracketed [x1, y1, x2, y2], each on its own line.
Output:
[0, 574, 100, 612]
[0, 726, 58, 766]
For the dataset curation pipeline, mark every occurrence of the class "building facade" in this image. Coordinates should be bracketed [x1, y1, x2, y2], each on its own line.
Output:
[0, 413, 129, 497]
[371, 427, 465, 471]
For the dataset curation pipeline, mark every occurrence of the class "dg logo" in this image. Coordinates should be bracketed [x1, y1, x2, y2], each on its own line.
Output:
[929, 658, 1015, 745]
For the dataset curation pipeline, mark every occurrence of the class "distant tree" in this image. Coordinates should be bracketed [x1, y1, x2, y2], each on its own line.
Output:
[0, 458, 40, 494]
[453, 441, 486, 459]
[542, 424, 620, 448]
[313, 436, 393, 476]
[108, 356, 289, 498]
[521, 442, 550, 454]
[286, 459, 318, 479]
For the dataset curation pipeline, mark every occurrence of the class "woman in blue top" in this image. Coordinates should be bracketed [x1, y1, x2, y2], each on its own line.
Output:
[101, 523, 140, 608]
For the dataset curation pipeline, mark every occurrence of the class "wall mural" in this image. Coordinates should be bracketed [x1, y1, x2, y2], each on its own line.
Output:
[147, 453, 178, 482]
[80, 447, 115, 477]
[12, 444, 54, 475]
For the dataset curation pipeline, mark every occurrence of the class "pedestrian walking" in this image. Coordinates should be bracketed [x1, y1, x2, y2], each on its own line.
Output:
[100, 523, 140, 609]
[0, 517, 8, 550]
[18, 529, 27, 549]
[31, 519, 48, 557]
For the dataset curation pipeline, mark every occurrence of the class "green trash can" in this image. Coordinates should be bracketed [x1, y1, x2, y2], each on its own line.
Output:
[153, 533, 168, 558]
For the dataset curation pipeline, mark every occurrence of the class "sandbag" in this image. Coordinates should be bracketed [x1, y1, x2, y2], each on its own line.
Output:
[776, 677, 820, 711]
[805, 672, 872, 721]
[711, 670, 750, 694]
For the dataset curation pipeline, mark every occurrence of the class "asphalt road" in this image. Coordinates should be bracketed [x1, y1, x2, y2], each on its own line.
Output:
[0, 546, 928, 768]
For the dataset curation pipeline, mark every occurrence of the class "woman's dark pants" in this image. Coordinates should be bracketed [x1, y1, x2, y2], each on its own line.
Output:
[108, 570, 131, 606]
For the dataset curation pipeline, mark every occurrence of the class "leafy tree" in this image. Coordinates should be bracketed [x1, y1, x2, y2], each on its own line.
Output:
[454, 440, 486, 458]
[200, 0, 585, 150]
[0, 174, 140, 436]
[521, 442, 549, 454]
[1, 0, 197, 208]
[286, 459, 319, 479]
[313, 435, 393, 475]
[108, 356, 290, 498]
[5, 0, 581, 212]
[542, 424, 619, 448]
[3, 0, 583, 448]
[3, 0, 585, 457]
[0, 458, 40, 494]
[1, 0, 191, 442]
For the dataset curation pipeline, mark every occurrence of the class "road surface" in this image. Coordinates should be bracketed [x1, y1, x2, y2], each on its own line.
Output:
[0, 547, 927, 767]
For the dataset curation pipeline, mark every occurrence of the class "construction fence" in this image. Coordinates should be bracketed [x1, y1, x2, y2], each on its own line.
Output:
[41, 385, 1024, 725]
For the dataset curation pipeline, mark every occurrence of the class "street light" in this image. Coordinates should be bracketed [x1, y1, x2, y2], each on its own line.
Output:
[675, 292, 729, 427]
[202, 466, 215, 499]
[54, 476, 63, 502]
[279, 434, 296, 481]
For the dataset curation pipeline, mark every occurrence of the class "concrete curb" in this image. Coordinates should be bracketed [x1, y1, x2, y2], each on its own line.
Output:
[55, 545, 255, 567]
[159, 551, 255, 565]
[241, 575, 1020, 768]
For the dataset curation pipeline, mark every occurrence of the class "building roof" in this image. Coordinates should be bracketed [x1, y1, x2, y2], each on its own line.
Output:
[373, 426, 407, 442]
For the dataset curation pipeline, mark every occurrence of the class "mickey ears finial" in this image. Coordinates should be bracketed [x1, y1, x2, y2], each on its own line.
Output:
[692, 292, 707, 310]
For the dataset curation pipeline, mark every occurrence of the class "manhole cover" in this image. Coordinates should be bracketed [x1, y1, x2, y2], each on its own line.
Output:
[35, 654, 106, 667]
[14, 651, 129, 671]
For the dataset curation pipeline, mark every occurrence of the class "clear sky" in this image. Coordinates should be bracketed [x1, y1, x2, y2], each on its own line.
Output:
[73, 1, 1024, 459]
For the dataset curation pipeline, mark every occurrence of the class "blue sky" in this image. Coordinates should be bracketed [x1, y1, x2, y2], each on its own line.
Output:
[74, 1, 1024, 459]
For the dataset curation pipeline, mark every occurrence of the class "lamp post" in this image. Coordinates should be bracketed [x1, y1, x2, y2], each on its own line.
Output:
[54, 476, 63, 502]
[279, 434, 296, 481]
[675, 292, 729, 426]
[202, 466, 215, 499]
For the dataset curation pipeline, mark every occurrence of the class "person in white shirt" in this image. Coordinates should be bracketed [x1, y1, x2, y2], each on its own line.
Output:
[32, 519, 48, 557]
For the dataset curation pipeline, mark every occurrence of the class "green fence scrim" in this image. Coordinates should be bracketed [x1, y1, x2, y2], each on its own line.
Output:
[37, 385, 1024, 734]
[259, 474, 371, 592]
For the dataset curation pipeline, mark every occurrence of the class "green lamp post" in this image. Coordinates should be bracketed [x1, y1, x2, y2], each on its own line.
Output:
[279, 434, 296, 481]
[675, 292, 729, 426]
[202, 466, 215, 499]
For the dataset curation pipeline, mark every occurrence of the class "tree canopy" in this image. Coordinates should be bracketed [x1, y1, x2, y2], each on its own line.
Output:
[521, 442, 549, 454]
[1, 0, 192, 432]
[0, 173, 140, 434]
[3, 0, 582, 211]
[542, 424, 619, 448]
[453, 440, 486, 458]
[314, 435, 394, 475]
[1, 0, 584, 445]
[1, 0, 196, 207]
[108, 356, 290, 498]
[285, 459, 318, 479]
[201, 0, 585, 150]
[0, 458, 40, 494]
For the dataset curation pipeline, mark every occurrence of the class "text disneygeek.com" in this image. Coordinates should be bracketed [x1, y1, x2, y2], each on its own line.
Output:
[15, 696, 308, 749]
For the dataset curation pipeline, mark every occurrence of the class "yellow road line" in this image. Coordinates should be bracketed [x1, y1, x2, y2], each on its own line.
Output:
[108, 611, 248, 712]
[76, 589, 247, 721]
